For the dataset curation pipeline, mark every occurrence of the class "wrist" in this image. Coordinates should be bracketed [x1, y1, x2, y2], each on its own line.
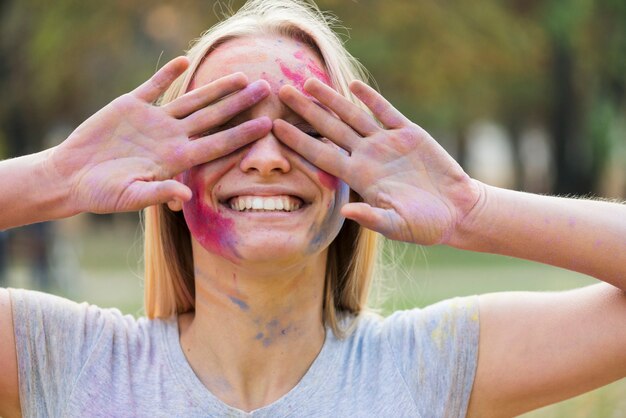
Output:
[446, 180, 495, 251]
[39, 146, 81, 219]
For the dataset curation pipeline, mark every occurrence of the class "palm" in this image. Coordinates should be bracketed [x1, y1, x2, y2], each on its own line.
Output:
[46, 57, 272, 215]
[275, 79, 480, 245]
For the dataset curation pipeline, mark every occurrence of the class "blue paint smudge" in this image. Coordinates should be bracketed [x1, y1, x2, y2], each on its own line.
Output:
[229, 296, 250, 311]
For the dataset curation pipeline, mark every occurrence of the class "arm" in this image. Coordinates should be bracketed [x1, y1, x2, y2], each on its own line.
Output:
[274, 77, 626, 416]
[452, 184, 625, 287]
[0, 289, 19, 418]
[0, 57, 272, 416]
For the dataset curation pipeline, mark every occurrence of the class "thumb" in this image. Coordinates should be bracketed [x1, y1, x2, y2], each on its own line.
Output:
[124, 179, 192, 211]
[132, 56, 190, 103]
[341, 202, 394, 236]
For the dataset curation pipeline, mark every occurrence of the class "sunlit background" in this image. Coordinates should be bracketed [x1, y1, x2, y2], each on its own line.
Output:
[1, 1, 625, 416]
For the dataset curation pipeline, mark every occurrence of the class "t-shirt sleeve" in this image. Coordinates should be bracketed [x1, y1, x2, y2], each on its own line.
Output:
[382, 296, 480, 418]
[8, 288, 128, 418]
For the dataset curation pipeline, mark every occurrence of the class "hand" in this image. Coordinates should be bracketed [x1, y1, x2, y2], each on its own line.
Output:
[274, 78, 481, 245]
[47, 57, 272, 214]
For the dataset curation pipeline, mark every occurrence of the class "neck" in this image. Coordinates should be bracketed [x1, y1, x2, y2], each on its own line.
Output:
[178, 242, 328, 411]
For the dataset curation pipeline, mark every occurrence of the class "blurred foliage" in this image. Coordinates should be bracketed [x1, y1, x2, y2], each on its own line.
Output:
[0, 0, 624, 194]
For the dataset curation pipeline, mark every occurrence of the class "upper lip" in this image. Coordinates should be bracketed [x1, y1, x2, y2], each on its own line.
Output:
[217, 187, 313, 204]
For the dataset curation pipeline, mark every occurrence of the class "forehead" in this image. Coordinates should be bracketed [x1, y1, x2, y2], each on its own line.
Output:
[191, 35, 331, 93]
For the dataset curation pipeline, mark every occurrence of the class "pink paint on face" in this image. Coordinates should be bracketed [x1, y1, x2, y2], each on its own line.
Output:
[276, 59, 308, 93]
[293, 50, 331, 86]
[182, 169, 238, 261]
[316, 169, 339, 190]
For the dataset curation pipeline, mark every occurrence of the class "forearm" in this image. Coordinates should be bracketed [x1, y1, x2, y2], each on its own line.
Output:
[450, 182, 626, 288]
[0, 148, 75, 230]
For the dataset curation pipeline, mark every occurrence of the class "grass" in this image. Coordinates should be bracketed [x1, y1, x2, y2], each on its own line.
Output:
[4, 217, 625, 417]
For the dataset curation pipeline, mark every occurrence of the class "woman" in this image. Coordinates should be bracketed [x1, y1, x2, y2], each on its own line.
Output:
[1, 1, 625, 417]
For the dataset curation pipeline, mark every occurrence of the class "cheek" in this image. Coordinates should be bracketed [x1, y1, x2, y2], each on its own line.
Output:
[307, 179, 349, 254]
[316, 170, 340, 190]
[182, 168, 239, 261]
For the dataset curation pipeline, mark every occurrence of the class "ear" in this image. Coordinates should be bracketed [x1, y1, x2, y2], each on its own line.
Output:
[167, 173, 185, 212]
[167, 199, 184, 212]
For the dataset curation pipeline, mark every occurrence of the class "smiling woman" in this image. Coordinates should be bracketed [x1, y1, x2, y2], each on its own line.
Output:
[143, 24, 371, 337]
[0, 1, 625, 418]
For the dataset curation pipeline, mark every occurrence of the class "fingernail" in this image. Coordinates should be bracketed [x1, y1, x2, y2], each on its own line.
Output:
[247, 80, 270, 99]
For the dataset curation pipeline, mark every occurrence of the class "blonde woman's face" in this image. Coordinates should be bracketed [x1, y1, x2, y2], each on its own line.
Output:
[181, 35, 349, 263]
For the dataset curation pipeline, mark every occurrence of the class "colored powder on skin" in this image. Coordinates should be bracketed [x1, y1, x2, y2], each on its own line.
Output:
[276, 58, 307, 93]
[307, 180, 348, 254]
[228, 296, 250, 311]
[305, 60, 331, 86]
[182, 170, 239, 261]
[293, 50, 331, 86]
[316, 169, 340, 190]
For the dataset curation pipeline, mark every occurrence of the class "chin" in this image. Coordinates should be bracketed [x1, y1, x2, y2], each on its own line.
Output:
[234, 234, 326, 264]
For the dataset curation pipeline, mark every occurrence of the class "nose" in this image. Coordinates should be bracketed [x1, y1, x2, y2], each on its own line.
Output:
[239, 132, 291, 176]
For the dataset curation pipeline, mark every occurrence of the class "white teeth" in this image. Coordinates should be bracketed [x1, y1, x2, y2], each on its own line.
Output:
[228, 195, 302, 212]
[263, 199, 275, 210]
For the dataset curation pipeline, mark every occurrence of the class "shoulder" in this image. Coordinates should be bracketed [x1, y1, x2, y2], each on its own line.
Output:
[6, 288, 173, 417]
[326, 297, 480, 417]
[348, 296, 479, 346]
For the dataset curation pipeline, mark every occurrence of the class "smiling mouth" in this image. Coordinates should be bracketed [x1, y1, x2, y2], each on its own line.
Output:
[226, 195, 304, 212]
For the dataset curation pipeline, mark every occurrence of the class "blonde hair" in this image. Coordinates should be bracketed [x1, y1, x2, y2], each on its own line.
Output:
[144, 0, 379, 337]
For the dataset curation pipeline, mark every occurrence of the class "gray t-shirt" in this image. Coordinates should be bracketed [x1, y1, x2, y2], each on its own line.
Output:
[9, 288, 479, 418]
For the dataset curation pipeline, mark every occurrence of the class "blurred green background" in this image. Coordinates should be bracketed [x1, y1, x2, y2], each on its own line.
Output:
[0, 0, 625, 416]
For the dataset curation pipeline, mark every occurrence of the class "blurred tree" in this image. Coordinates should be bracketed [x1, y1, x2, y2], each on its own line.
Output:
[0, 0, 624, 197]
[0, 0, 217, 156]
[324, 0, 625, 196]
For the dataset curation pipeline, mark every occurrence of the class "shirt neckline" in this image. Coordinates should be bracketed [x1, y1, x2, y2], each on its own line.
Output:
[158, 315, 341, 416]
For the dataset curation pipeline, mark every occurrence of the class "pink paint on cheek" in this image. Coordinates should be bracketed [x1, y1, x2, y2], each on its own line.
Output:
[316, 169, 340, 190]
[182, 170, 238, 260]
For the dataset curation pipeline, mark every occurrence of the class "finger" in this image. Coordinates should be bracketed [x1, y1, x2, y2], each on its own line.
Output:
[183, 117, 273, 167]
[163, 72, 248, 119]
[124, 179, 192, 211]
[133, 56, 190, 103]
[349, 80, 411, 129]
[303, 78, 380, 137]
[341, 202, 393, 235]
[273, 118, 350, 180]
[184, 80, 271, 137]
[278, 85, 359, 152]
